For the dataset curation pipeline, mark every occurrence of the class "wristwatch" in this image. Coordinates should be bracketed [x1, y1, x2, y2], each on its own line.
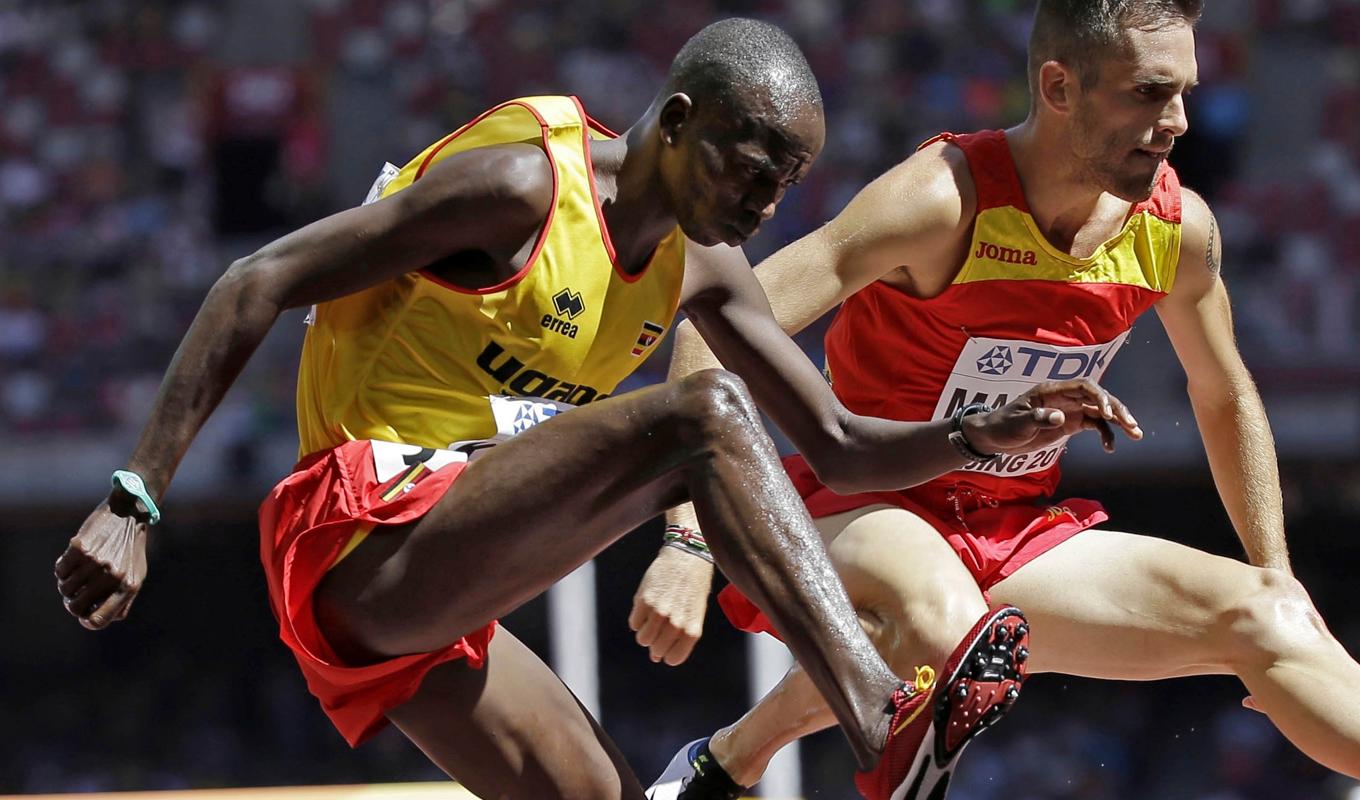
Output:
[948, 402, 1002, 463]
[111, 469, 162, 525]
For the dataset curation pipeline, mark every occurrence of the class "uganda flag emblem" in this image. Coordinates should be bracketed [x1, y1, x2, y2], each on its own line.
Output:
[631, 321, 666, 357]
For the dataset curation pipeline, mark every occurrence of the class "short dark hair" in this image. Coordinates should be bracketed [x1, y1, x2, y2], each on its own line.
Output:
[662, 17, 821, 126]
[1028, 0, 1204, 92]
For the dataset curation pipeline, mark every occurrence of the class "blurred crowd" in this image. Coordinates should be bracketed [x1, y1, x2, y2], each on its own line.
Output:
[4, 0, 1360, 797]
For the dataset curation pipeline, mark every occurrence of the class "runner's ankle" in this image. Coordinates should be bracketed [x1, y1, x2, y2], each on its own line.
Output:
[708, 727, 765, 787]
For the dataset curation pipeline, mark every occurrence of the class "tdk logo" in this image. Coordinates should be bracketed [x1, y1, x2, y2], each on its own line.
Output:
[976, 346, 1014, 376]
[934, 332, 1130, 475]
[543, 288, 585, 339]
[1011, 344, 1114, 380]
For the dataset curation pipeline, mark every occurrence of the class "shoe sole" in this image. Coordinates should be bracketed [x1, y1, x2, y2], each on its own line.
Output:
[891, 606, 1029, 800]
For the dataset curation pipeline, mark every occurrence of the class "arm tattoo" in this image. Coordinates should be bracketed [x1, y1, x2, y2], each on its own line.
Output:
[1206, 213, 1221, 280]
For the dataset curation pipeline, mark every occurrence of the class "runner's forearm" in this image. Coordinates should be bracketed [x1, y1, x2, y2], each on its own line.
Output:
[123, 259, 286, 502]
[1192, 383, 1289, 570]
[669, 319, 969, 494]
[665, 501, 703, 532]
[666, 318, 725, 384]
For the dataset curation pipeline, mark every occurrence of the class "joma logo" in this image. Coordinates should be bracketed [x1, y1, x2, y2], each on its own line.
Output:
[974, 240, 1038, 266]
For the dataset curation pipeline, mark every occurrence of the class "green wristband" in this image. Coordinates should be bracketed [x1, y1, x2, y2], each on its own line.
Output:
[111, 469, 162, 525]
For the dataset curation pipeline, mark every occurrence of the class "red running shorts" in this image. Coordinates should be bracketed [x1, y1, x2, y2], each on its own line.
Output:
[258, 438, 491, 747]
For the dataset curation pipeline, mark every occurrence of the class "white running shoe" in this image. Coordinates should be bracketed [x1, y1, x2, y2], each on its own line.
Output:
[646, 737, 746, 800]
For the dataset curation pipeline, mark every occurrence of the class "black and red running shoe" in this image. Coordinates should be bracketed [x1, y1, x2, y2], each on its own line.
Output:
[855, 605, 1029, 800]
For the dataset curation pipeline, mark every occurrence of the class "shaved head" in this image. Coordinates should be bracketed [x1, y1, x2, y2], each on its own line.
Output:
[662, 17, 822, 127]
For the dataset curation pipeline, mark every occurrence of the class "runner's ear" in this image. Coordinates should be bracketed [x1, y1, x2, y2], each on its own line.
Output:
[658, 93, 694, 146]
[1037, 60, 1075, 115]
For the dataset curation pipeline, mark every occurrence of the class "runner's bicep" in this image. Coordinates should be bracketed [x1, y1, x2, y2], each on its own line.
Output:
[1156, 278, 1249, 397]
[239, 145, 554, 309]
[751, 229, 856, 335]
[1157, 191, 1250, 394]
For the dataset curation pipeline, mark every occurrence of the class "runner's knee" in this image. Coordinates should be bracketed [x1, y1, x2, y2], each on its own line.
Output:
[833, 524, 986, 674]
[845, 572, 984, 676]
[673, 369, 763, 448]
[1219, 567, 1329, 671]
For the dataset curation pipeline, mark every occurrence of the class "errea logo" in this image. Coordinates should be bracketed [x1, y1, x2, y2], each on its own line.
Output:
[973, 240, 1038, 266]
[542, 288, 585, 339]
[553, 288, 584, 319]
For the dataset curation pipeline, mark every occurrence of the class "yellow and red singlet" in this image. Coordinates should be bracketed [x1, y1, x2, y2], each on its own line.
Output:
[294, 96, 685, 458]
[823, 130, 1182, 501]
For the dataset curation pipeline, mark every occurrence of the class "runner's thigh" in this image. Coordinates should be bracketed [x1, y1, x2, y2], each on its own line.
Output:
[819, 505, 988, 666]
[322, 372, 765, 654]
[387, 627, 644, 800]
[990, 529, 1260, 679]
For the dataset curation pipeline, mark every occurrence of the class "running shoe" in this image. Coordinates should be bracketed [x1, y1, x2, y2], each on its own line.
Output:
[855, 605, 1029, 800]
[647, 737, 747, 800]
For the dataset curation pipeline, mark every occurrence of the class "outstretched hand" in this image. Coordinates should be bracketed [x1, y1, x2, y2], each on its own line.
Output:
[968, 378, 1143, 455]
[54, 498, 148, 630]
[628, 545, 714, 666]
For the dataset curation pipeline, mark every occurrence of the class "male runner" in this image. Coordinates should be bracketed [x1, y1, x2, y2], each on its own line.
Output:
[51, 19, 1133, 800]
[642, 3, 1360, 799]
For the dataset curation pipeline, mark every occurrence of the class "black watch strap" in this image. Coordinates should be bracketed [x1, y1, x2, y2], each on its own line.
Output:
[949, 402, 1001, 462]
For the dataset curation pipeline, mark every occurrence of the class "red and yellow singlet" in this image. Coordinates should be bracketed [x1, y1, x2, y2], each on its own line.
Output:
[824, 130, 1182, 501]
[294, 96, 685, 457]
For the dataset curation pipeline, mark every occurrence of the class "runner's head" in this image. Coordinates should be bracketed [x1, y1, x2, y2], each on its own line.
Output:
[653, 18, 824, 247]
[1028, 0, 1202, 201]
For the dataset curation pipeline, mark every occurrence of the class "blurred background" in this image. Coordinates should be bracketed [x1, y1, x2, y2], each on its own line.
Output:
[3, 0, 1360, 797]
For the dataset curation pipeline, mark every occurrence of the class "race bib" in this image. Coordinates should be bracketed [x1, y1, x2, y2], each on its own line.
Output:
[364, 162, 401, 206]
[439, 394, 578, 457]
[369, 440, 471, 482]
[485, 394, 573, 437]
[369, 396, 577, 480]
[931, 333, 1129, 477]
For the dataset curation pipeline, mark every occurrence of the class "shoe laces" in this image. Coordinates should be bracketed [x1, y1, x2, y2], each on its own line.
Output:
[909, 664, 937, 697]
[889, 666, 940, 738]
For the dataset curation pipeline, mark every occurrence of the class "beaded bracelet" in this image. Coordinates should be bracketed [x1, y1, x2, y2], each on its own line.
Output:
[662, 523, 714, 564]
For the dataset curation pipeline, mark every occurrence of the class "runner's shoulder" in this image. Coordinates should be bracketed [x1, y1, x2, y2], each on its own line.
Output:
[414, 142, 555, 222]
[1178, 185, 1212, 238]
[1171, 185, 1221, 291]
[856, 139, 978, 235]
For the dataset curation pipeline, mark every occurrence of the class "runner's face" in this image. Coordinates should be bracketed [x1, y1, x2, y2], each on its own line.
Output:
[1068, 20, 1197, 201]
[671, 101, 823, 247]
